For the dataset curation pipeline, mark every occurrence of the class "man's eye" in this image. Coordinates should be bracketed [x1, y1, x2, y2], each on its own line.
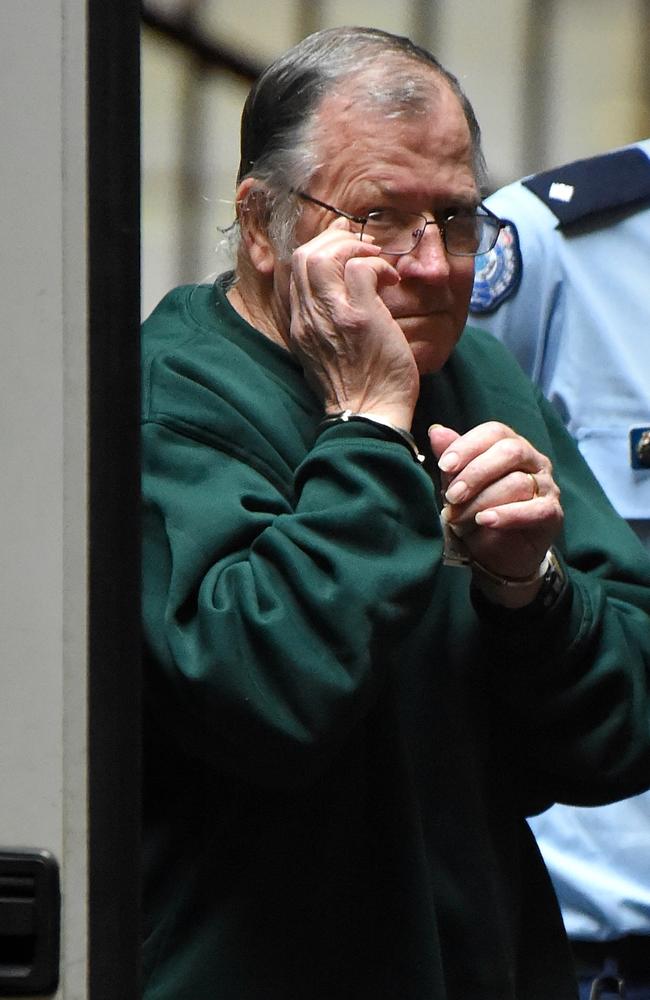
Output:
[366, 209, 406, 225]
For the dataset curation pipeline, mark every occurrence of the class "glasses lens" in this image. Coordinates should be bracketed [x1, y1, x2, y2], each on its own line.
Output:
[445, 213, 501, 256]
[362, 209, 501, 256]
[362, 210, 428, 254]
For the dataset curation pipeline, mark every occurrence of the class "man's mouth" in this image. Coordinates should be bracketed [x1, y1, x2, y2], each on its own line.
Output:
[394, 309, 443, 320]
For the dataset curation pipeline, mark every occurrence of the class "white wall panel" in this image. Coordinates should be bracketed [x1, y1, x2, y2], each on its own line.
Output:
[0, 1, 88, 996]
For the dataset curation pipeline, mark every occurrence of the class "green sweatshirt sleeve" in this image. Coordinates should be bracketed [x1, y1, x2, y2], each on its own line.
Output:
[142, 417, 439, 789]
[474, 389, 650, 807]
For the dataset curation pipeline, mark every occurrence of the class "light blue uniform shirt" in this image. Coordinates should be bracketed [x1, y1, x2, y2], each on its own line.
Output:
[469, 140, 650, 942]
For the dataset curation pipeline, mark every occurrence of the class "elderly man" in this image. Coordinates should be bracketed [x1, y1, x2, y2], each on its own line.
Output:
[141, 27, 650, 1000]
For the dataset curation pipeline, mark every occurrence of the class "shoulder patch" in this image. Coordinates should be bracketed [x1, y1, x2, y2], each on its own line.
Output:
[630, 427, 650, 469]
[523, 147, 650, 227]
[469, 221, 522, 314]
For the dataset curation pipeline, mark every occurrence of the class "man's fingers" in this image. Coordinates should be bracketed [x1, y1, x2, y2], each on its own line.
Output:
[343, 254, 401, 301]
[436, 421, 519, 475]
[428, 425, 462, 492]
[472, 497, 558, 529]
[291, 227, 389, 301]
[439, 428, 551, 502]
[445, 480, 559, 529]
[428, 424, 461, 460]
[445, 469, 549, 510]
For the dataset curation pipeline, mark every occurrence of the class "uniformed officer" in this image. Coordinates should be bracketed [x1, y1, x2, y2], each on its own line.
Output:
[470, 140, 650, 1000]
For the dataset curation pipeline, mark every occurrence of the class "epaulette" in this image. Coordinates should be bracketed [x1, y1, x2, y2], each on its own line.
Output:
[523, 146, 650, 227]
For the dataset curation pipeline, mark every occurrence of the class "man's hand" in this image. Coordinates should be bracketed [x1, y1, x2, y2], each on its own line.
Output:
[429, 422, 563, 605]
[288, 220, 420, 429]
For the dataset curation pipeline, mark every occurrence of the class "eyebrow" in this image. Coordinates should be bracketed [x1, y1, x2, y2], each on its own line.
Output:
[370, 182, 480, 212]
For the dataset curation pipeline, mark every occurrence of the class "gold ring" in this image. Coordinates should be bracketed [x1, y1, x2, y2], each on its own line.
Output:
[528, 472, 540, 499]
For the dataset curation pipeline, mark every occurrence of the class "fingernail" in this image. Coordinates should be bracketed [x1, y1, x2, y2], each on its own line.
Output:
[475, 510, 498, 527]
[428, 423, 442, 434]
[438, 451, 459, 473]
[445, 481, 468, 504]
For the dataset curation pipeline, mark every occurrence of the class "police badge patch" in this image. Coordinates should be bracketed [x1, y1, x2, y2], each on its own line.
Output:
[630, 426, 650, 469]
[469, 220, 522, 314]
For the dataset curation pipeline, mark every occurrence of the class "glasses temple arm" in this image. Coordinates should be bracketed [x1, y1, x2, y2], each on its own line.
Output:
[291, 189, 368, 225]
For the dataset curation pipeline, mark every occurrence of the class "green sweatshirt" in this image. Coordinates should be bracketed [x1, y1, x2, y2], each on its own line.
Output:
[141, 274, 650, 1000]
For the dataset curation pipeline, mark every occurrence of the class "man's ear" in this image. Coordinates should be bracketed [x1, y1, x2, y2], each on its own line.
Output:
[235, 178, 276, 276]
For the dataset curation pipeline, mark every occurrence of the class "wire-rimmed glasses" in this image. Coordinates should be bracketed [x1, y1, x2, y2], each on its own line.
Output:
[295, 190, 504, 257]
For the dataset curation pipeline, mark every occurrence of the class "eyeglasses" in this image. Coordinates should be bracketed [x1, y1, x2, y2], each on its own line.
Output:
[295, 191, 504, 257]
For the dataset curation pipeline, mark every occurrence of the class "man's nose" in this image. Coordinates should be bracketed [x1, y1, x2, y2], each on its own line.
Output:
[397, 220, 450, 281]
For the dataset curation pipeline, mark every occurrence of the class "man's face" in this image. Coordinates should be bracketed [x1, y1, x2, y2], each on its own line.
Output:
[274, 78, 480, 374]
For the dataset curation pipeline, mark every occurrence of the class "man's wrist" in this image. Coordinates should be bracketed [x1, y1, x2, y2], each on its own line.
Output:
[319, 410, 425, 463]
[472, 573, 544, 609]
[471, 550, 550, 608]
[471, 547, 568, 614]
[323, 399, 417, 431]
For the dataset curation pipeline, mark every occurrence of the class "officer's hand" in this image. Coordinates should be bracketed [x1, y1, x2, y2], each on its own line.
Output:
[429, 422, 563, 606]
[288, 220, 420, 429]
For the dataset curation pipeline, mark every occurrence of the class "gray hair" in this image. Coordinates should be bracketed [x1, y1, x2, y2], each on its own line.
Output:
[233, 26, 486, 261]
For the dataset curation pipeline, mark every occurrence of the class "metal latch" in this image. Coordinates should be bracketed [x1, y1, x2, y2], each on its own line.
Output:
[0, 849, 60, 996]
